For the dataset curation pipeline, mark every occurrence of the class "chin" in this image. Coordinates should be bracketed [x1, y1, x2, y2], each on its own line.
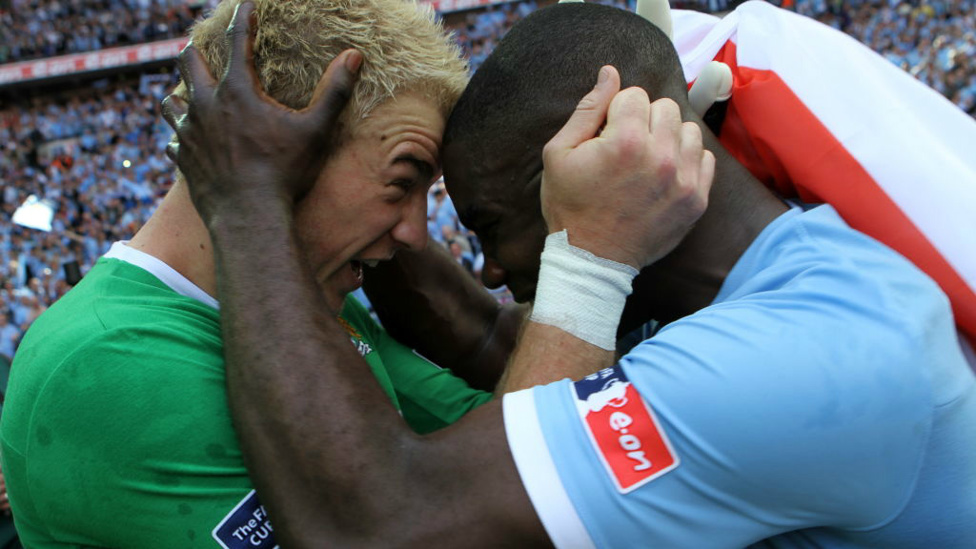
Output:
[510, 284, 537, 304]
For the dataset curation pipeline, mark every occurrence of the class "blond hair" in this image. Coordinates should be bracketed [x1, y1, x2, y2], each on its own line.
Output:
[173, 0, 468, 128]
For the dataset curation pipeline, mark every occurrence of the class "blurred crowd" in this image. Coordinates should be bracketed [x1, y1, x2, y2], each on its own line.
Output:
[0, 0, 974, 359]
[0, 74, 176, 358]
[0, 0, 201, 64]
[796, 0, 976, 114]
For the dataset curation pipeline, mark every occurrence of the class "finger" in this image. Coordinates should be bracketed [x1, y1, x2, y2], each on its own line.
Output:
[304, 49, 363, 132]
[700, 149, 716, 195]
[178, 43, 217, 102]
[648, 97, 682, 159]
[225, 1, 260, 89]
[678, 121, 704, 179]
[166, 141, 179, 164]
[160, 94, 187, 130]
[602, 86, 652, 145]
[648, 97, 682, 137]
[545, 65, 621, 153]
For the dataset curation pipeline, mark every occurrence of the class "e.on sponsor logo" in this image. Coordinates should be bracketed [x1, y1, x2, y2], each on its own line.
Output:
[573, 367, 679, 493]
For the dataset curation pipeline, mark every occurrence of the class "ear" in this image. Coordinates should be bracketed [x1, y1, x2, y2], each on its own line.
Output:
[635, 0, 733, 117]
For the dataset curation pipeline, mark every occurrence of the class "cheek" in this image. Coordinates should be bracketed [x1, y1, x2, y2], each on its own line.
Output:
[509, 248, 542, 282]
[360, 205, 405, 245]
[498, 225, 546, 278]
[293, 199, 351, 266]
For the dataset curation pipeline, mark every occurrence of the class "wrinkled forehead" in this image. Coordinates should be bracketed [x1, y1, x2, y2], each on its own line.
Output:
[344, 92, 446, 164]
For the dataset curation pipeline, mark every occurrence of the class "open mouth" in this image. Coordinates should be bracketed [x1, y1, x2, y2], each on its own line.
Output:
[347, 258, 384, 286]
[350, 260, 364, 285]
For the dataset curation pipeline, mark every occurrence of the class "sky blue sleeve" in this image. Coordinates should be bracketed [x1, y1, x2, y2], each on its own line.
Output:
[530, 287, 935, 548]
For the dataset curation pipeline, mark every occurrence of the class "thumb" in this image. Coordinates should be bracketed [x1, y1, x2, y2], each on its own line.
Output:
[546, 65, 621, 154]
[305, 49, 363, 131]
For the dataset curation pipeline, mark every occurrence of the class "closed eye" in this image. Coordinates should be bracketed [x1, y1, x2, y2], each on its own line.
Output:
[392, 178, 417, 191]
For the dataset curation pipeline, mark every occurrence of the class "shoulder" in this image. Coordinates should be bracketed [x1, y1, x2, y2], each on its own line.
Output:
[724, 206, 950, 348]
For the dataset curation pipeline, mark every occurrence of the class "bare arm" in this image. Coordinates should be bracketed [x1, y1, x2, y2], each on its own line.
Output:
[363, 241, 527, 392]
[165, 4, 709, 545]
[500, 320, 613, 393]
[164, 6, 545, 546]
[208, 192, 541, 546]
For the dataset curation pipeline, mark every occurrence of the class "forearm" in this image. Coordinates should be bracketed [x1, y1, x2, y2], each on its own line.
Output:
[210, 203, 546, 546]
[364, 241, 526, 391]
[208, 197, 416, 544]
[499, 318, 615, 393]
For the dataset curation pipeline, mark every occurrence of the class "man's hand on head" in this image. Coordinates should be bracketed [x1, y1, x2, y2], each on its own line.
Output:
[540, 65, 714, 269]
[160, 1, 362, 225]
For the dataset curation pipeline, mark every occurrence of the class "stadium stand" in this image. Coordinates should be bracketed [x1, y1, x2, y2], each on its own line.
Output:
[0, 0, 974, 361]
[0, 0, 203, 63]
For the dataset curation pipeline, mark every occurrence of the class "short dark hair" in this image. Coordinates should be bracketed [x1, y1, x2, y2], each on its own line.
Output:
[444, 2, 687, 164]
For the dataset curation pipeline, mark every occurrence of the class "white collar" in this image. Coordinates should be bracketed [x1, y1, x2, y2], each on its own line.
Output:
[103, 241, 219, 310]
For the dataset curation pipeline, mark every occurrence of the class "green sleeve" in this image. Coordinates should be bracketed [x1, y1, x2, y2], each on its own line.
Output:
[342, 297, 492, 435]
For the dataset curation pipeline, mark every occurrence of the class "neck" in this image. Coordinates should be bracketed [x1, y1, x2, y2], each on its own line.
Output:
[622, 132, 789, 330]
[127, 180, 217, 298]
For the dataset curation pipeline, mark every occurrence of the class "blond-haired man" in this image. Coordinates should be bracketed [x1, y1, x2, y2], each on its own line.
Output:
[0, 1, 491, 546]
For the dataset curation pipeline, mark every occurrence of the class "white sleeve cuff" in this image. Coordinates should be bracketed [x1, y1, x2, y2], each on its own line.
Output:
[503, 388, 596, 549]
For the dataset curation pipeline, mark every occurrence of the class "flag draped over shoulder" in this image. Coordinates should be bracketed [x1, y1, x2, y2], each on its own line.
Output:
[672, 2, 976, 354]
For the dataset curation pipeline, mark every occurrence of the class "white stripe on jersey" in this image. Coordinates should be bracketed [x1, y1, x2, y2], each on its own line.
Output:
[503, 389, 596, 549]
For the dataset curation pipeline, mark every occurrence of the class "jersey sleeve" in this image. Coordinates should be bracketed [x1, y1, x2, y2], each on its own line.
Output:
[342, 296, 492, 434]
[504, 294, 935, 548]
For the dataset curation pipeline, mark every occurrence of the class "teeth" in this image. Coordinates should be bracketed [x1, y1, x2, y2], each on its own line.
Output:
[363, 260, 380, 268]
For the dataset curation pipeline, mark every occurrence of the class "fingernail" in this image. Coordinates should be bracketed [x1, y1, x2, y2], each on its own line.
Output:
[598, 66, 610, 86]
[345, 51, 363, 74]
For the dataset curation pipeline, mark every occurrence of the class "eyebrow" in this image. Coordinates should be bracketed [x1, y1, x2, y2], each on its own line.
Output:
[394, 155, 435, 182]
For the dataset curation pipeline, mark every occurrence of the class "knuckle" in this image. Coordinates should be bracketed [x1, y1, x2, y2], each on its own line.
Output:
[678, 178, 709, 214]
[655, 154, 678, 181]
[542, 139, 559, 162]
[614, 128, 646, 160]
[682, 121, 702, 142]
[653, 96, 680, 113]
[575, 92, 602, 113]
[326, 81, 353, 107]
[621, 86, 650, 103]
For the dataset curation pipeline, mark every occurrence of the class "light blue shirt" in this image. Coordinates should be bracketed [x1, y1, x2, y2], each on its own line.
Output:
[507, 206, 975, 548]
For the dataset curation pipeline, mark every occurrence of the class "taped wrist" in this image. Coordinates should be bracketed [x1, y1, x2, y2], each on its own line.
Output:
[529, 230, 639, 350]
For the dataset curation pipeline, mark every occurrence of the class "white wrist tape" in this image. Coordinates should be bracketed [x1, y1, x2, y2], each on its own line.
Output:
[529, 230, 639, 350]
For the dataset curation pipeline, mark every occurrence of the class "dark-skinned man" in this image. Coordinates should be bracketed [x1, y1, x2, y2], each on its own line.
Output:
[165, 2, 975, 547]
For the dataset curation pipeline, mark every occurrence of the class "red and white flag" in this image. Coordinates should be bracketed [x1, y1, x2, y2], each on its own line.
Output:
[672, 3, 976, 355]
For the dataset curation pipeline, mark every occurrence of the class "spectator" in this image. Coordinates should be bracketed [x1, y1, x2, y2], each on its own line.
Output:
[0, 0, 202, 63]
[0, 315, 19, 361]
[449, 238, 474, 273]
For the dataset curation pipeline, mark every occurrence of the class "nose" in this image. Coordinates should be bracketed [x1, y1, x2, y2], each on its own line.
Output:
[479, 256, 508, 289]
[391, 190, 429, 252]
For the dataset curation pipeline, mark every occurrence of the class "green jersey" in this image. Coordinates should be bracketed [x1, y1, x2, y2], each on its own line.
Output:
[0, 244, 491, 548]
